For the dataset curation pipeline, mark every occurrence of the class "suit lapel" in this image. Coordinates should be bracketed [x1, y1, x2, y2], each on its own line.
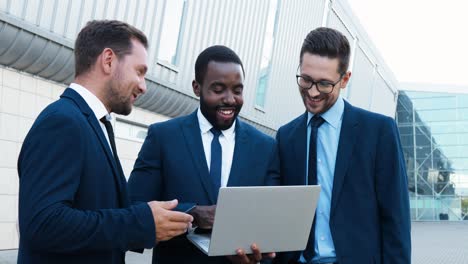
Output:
[330, 101, 359, 217]
[61, 88, 128, 207]
[291, 113, 308, 185]
[181, 112, 217, 204]
[227, 120, 250, 186]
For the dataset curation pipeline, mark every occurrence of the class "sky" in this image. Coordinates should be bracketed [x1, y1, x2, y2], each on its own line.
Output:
[347, 0, 468, 87]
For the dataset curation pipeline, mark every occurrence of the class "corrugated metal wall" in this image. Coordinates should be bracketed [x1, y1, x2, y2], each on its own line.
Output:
[0, 0, 169, 79]
[0, 0, 401, 130]
[174, 0, 272, 120]
[264, 0, 325, 127]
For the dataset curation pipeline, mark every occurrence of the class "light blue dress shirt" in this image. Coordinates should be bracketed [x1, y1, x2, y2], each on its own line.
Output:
[300, 96, 344, 264]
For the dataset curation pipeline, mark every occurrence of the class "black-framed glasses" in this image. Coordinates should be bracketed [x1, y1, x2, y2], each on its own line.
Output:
[296, 74, 343, 94]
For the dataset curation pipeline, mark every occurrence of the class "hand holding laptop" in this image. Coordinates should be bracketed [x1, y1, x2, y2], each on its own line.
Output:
[227, 243, 276, 264]
[189, 205, 216, 229]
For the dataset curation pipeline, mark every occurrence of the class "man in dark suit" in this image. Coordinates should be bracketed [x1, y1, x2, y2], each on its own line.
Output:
[128, 45, 278, 264]
[274, 27, 411, 264]
[17, 20, 193, 264]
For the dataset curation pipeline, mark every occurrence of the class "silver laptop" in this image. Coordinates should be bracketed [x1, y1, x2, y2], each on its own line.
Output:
[187, 185, 321, 256]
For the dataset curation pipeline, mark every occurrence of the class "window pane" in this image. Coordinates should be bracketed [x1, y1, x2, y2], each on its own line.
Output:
[397, 90, 468, 220]
[158, 0, 185, 64]
[255, 0, 278, 108]
[115, 120, 148, 142]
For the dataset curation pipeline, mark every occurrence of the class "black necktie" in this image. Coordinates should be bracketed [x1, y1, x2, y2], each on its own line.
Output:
[100, 117, 119, 162]
[100, 117, 128, 207]
[307, 115, 325, 185]
[210, 128, 222, 199]
[304, 115, 325, 262]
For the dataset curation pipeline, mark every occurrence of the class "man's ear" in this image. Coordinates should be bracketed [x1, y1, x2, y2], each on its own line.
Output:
[192, 80, 201, 97]
[340, 71, 352, 89]
[100, 48, 116, 75]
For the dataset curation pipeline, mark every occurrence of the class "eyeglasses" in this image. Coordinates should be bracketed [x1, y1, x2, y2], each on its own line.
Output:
[296, 74, 343, 94]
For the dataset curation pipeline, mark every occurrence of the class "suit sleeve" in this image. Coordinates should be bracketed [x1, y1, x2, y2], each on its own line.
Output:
[265, 138, 280, 186]
[375, 117, 411, 263]
[128, 124, 164, 203]
[18, 111, 156, 253]
[128, 125, 195, 211]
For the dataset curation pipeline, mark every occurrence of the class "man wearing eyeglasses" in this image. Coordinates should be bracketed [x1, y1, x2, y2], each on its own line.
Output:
[274, 27, 411, 264]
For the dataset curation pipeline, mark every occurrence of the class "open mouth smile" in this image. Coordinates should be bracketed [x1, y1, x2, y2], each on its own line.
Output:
[217, 108, 235, 119]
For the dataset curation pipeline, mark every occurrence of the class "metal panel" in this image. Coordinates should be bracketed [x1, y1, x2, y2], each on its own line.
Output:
[1, 0, 167, 75]
[104, 0, 117, 19]
[175, 0, 270, 105]
[93, 0, 107, 19]
[65, 0, 82, 40]
[4, 0, 22, 17]
[52, 0, 67, 35]
[0, 15, 275, 135]
[347, 46, 375, 110]
[327, 9, 353, 44]
[0, 0, 401, 132]
[0, 0, 8, 11]
[22, 0, 39, 23]
[37, 0, 54, 30]
[371, 72, 397, 117]
[264, 0, 325, 128]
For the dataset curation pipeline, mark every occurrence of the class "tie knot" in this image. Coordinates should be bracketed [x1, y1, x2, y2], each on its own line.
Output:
[210, 128, 222, 138]
[100, 116, 111, 125]
[310, 115, 325, 128]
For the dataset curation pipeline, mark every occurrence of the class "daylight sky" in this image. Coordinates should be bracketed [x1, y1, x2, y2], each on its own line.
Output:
[347, 0, 468, 87]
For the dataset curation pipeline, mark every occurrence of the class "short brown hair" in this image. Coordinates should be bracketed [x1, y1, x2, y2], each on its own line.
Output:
[300, 27, 350, 75]
[74, 20, 148, 77]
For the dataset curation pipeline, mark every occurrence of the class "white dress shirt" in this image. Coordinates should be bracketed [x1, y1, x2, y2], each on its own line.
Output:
[69, 83, 113, 154]
[197, 108, 236, 188]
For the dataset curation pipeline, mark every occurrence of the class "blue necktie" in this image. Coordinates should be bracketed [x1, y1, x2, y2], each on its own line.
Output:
[210, 128, 222, 199]
[304, 115, 325, 262]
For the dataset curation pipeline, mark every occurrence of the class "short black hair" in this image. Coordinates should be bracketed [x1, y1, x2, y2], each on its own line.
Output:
[300, 27, 350, 75]
[74, 20, 148, 77]
[195, 45, 245, 84]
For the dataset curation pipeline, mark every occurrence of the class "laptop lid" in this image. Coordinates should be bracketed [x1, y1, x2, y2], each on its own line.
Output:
[195, 185, 320, 256]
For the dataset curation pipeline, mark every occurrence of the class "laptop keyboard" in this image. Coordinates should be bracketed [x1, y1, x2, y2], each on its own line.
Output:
[198, 238, 210, 249]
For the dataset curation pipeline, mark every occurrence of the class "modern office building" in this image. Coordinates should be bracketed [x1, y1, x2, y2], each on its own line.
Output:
[396, 83, 468, 221]
[0, 0, 400, 249]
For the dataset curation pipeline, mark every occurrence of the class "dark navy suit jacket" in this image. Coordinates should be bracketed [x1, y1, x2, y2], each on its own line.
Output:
[17, 88, 155, 264]
[275, 101, 411, 264]
[128, 111, 279, 264]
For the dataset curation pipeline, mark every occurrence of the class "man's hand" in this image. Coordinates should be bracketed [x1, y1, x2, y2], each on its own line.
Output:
[227, 243, 276, 264]
[189, 205, 216, 229]
[147, 199, 193, 242]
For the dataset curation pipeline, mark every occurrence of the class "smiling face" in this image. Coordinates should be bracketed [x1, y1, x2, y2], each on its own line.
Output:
[299, 52, 350, 115]
[106, 39, 148, 115]
[193, 61, 244, 130]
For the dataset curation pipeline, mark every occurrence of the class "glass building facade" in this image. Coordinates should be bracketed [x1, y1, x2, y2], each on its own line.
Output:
[396, 91, 468, 221]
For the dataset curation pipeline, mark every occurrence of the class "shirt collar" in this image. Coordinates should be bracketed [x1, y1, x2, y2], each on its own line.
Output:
[197, 108, 236, 139]
[307, 96, 344, 129]
[69, 83, 110, 121]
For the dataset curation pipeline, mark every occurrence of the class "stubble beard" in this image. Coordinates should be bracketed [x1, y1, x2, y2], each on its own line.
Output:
[106, 77, 132, 116]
